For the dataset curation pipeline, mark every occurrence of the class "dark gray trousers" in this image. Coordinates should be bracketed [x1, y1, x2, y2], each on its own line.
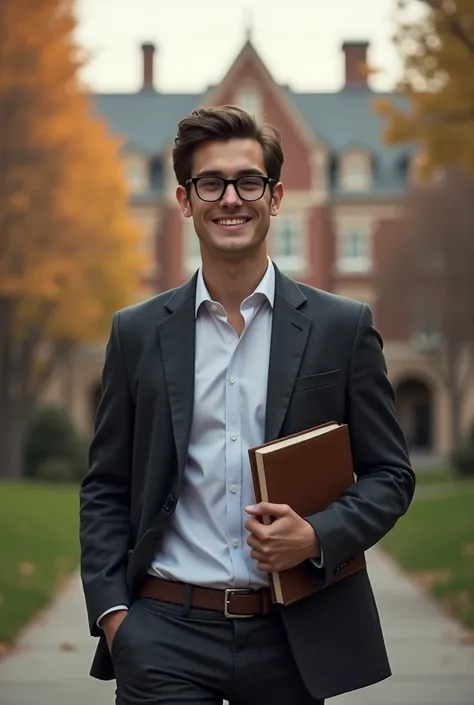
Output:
[110, 596, 324, 705]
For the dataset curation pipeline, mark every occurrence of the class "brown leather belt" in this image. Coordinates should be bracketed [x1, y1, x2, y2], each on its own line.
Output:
[138, 576, 274, 618]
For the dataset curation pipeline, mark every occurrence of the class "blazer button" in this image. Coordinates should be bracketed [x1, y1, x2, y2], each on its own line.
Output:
[161, 493, 176, 515]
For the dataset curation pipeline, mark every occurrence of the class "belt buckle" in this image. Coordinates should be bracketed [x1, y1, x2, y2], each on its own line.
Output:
[224, 588, 254, 618]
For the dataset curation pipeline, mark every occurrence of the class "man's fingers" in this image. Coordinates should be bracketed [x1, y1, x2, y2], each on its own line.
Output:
[245, 502, 291, 517]
[250, 549, 266, 562]
[257, 561, 274, 573]
[245, 516, 268, 539]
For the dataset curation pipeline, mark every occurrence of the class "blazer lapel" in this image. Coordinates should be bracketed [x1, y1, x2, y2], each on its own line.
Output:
[157, 274, 198, 480]
[265, 267, 312, 442]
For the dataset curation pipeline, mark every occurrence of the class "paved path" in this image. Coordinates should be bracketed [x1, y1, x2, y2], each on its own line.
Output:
[1, 547, 473, 705]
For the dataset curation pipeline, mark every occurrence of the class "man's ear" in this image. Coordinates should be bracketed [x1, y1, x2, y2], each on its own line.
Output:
[270, 181, 284, 216]
[176, 185, 192, 217]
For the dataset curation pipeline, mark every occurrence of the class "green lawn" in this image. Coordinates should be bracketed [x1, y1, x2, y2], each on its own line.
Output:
[0, 481, 80, 645]
[414, 468, 456, 485]
[381, 482, 474, 629]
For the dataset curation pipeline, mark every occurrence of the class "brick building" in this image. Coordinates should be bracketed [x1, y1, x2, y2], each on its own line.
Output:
[43, 37, 474, 460]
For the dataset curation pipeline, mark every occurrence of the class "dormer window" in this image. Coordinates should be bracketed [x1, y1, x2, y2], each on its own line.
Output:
[234, 86, 262, 122]
[125, 154, 148, 193]
[340, 151, 372, 192]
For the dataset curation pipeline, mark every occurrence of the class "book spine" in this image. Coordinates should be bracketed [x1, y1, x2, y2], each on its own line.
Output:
[254, 452, 283, 603]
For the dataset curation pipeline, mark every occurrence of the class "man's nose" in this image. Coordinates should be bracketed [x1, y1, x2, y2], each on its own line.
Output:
[220, 182, 242, 206]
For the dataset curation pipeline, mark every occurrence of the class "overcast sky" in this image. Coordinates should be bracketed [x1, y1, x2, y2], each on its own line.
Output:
[75, 0, 414, 94]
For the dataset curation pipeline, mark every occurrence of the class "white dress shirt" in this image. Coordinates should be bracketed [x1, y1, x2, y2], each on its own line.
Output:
[98, 257, 321, 624]
[149, 257, 275, 588]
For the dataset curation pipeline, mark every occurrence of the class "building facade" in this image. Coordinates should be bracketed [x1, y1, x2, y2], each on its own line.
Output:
[42, 38, 474, 461]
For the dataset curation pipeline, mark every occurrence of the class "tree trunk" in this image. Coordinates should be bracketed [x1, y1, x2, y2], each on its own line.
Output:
[0, 298, 13, 402]
[0, 297, 36, 478]
[0, 396, 30, 478]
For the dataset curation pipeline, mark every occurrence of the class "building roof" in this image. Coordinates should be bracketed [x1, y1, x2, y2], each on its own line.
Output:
[91, 44, 411, 197]
[92, 91, 200, 155]
[289, 89, 409, 196]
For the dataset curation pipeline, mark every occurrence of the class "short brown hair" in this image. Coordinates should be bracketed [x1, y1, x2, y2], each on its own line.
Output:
[172, 105, 284, 186]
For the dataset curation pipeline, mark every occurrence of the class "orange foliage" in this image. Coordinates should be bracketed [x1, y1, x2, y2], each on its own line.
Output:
[374, 0, 474, 177]
[0, 0, 146, 343]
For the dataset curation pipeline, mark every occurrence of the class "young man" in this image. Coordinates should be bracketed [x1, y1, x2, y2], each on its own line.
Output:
[80, 106, 415, 705]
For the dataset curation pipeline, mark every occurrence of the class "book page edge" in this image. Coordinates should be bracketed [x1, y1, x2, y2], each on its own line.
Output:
[256, 423, 340, 456]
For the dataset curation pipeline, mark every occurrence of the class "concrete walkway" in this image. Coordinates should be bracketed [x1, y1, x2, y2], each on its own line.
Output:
[1, 548, 473, 705]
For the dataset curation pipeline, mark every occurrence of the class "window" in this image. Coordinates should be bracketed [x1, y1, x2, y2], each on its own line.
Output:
[411, 306, 442, 352]
[135, 212, 157, 260]
[270, 215, 304, 274]
[183, 218, 201, 275]
[125, 156, 148, 193]
[340, 153, 371, 192]
[337, 219, 372, 273]
[234, 87, 262, 122]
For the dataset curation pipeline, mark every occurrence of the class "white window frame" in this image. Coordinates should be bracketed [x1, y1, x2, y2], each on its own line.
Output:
[336, 218, 372, 274]
[135, 212, 158, 276]
[270, 214, 305, 275]
[234, 86, 262, 122]
[340, 153, 371, 192]
[125, 156, 148, 193]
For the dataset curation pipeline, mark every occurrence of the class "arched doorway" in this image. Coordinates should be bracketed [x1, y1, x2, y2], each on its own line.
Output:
[395, 378, 434, 452]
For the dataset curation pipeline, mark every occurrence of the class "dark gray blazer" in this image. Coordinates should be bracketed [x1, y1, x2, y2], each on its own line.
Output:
[79, 264, 415, 700]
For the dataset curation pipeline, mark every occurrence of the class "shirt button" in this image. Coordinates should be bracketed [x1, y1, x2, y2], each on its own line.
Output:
[230, 433, 237, 441]
[230, 485, 238, 493]
[233, 539, 239, 547]
[228, 336, 234, 343]
[211, 304, 218, 311]
[229, 376, 236, 384]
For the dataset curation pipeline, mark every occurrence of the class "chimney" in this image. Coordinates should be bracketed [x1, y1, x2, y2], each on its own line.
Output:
[342, 41, 369, 88]
[141, 42, 156, 91]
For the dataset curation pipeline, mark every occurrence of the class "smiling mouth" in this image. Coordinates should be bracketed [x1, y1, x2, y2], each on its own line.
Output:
[212, 217, 252, 227]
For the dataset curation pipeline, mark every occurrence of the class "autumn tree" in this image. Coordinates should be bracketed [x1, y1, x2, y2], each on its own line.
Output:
[0, 0, 146, 477]
[377, 168, 474, 449]
[375, 0, 474, 176]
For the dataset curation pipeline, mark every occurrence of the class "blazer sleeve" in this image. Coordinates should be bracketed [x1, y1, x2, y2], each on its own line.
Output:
[305, 303, 416, 584]
[79, 312, 134, 636]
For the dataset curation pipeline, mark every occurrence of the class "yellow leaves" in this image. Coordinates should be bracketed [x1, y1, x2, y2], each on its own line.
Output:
[374, 98, 418, 144]
[375, 0, 474, 175]
[59, 642, 77, 652]
[0, 0, 148, 357]
[18, 562, 36, 578]
[413, 569, 451, 590]
[9, 192, 29, 212]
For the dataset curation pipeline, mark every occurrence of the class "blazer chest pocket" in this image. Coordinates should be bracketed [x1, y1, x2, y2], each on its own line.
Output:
[293, 369, 341, 393]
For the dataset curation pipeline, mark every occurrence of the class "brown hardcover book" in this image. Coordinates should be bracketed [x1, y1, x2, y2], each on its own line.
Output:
[248, 421, 366, 605]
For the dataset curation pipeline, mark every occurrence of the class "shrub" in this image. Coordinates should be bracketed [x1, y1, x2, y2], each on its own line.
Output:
[24, 405, 88, 481]
[450, 424, 474, 478]
[36, 457, 77, 483]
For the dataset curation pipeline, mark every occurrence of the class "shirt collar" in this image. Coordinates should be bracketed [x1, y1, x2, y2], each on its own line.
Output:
[195, 256, 275, 317]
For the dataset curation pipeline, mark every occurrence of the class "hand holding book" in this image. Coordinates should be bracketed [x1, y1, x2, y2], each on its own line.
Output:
[248, 421, 366, 604]
[245, 501, 321, 573]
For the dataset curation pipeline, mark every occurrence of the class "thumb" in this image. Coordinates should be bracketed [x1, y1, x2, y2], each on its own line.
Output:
[245, 501, 289, 517]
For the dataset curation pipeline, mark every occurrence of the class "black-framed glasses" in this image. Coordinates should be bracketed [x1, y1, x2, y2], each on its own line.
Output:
[186, 175, 276, 202]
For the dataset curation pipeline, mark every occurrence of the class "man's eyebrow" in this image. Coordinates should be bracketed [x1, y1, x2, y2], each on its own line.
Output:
[194, 168, 266, 178]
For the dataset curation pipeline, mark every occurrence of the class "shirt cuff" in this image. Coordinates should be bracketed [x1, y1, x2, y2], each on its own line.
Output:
[97, 605, 129, 628]
[310, 547, 324, 569]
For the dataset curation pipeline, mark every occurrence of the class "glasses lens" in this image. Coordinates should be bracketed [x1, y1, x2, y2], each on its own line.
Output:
[195, 177, 225, 202]
[236, 176, 266, 201]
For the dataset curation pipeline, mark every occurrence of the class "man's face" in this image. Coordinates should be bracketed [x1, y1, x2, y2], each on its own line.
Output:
[176, 138, 283, 262]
